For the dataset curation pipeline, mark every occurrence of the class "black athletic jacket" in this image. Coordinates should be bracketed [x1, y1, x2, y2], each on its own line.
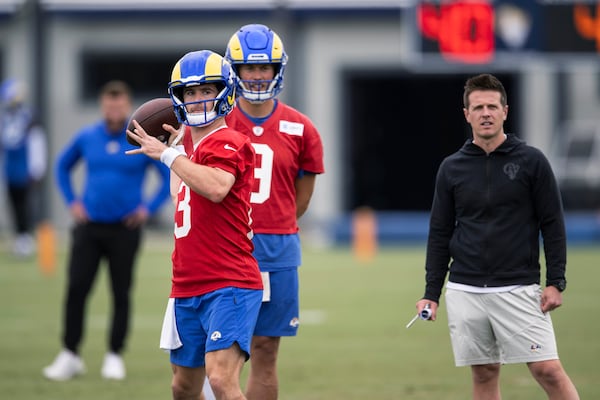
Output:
[423, 134, 567, 303]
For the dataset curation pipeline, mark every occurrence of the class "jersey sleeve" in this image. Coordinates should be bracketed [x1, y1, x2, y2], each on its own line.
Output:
[55, 131, 84, 205]
[199, 131, 254, 179]
[299, 117, 324, 175]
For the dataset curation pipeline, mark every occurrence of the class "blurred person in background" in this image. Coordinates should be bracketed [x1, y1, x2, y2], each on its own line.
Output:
[224, 24, 325, 400]
[0, 78, 47, 257]
[43, 80, 170, 381]
[415, 73, 579, 400]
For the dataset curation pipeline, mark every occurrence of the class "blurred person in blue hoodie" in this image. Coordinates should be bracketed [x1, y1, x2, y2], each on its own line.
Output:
[44, 80, 170, 381]
[0, 78, 47, 257]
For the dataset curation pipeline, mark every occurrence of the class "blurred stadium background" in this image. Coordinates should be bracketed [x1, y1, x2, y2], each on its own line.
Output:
[1, 0, 600, 245]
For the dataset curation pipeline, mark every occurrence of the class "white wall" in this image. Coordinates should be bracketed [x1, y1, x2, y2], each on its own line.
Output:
[301, 17, 410, 232]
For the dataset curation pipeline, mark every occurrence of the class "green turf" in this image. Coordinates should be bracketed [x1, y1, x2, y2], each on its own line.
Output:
[0, 234, 597, 399]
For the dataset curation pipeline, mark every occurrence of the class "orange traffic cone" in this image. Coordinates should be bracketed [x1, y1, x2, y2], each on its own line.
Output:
[36, 221, 56, 276]
[352, 207, 377, 263]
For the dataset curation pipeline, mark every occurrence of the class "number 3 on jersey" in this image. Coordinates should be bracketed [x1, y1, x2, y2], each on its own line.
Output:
[174, 183, 191, 239]
[250, 143, 274, 204]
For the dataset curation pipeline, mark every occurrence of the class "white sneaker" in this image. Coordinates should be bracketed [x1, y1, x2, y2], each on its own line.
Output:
[13, 234, 34, 257]
[101, 352, 126, 380]
[43, 349, 86, 381]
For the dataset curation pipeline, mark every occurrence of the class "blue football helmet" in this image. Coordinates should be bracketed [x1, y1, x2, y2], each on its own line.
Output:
[168, 50, 235, 127]
[225, 24, 288, 103]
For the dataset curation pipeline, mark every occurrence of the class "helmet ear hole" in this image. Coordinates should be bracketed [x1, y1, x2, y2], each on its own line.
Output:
[175, 105, 186, 122]
[172, 88, 184, 103]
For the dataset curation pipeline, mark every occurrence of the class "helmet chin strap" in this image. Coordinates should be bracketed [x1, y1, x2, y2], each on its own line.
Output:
[172, 96, 217, 127]
[186, 110, 217, 126]
[239, 78, 279, 103]
[171, 84, 233, 127]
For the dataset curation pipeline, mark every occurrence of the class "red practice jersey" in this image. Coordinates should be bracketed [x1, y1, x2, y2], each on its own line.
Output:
[172, 126, 262, 298]
[225, 102, 325, 234]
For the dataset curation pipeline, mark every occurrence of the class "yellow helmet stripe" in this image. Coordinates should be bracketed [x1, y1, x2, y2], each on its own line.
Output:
[204, 52, 223, 81]
[171, 60, 182, 83]
[228, 34, 244, 62]
[271, 33, 283, 61]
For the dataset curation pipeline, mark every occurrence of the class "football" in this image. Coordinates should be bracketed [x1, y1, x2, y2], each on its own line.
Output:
[126, 98, 180, 146]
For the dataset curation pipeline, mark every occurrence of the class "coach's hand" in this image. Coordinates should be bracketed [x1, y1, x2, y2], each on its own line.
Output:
[70, 201, 89, 224]
[541, 286, 563, 313]
[416, 299, 438, 321]
[123, 206, 149, 229]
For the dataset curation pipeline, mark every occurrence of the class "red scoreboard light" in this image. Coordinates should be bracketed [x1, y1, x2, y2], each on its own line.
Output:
[418, 1, 495, 64]
[574, 4, 600, 52]
[418, 1, 600, 64]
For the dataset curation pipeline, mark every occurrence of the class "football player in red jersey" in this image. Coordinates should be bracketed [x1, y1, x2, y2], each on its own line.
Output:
[224, 24, 325, 400]
[127, 50, 262, 400]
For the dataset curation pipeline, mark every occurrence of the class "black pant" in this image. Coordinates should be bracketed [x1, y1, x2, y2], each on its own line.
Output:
[62, 222, 141, 355]
[7, 184, 31, 234]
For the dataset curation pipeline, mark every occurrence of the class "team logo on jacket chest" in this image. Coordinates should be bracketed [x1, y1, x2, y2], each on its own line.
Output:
[106, 140, 120, 154]
[503, 163, 520, 180]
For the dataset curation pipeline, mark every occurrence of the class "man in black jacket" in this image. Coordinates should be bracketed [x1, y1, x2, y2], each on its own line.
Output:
[415, 74, 579, 399]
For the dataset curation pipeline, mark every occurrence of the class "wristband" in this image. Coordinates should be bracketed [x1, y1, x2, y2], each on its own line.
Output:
[160, 147, 183, 169]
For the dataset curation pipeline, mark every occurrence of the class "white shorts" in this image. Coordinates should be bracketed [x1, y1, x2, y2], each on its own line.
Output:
[445, 284, 559, 367]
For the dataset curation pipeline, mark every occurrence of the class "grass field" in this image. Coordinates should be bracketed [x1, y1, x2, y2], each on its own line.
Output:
[0, 232, 598, 399]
